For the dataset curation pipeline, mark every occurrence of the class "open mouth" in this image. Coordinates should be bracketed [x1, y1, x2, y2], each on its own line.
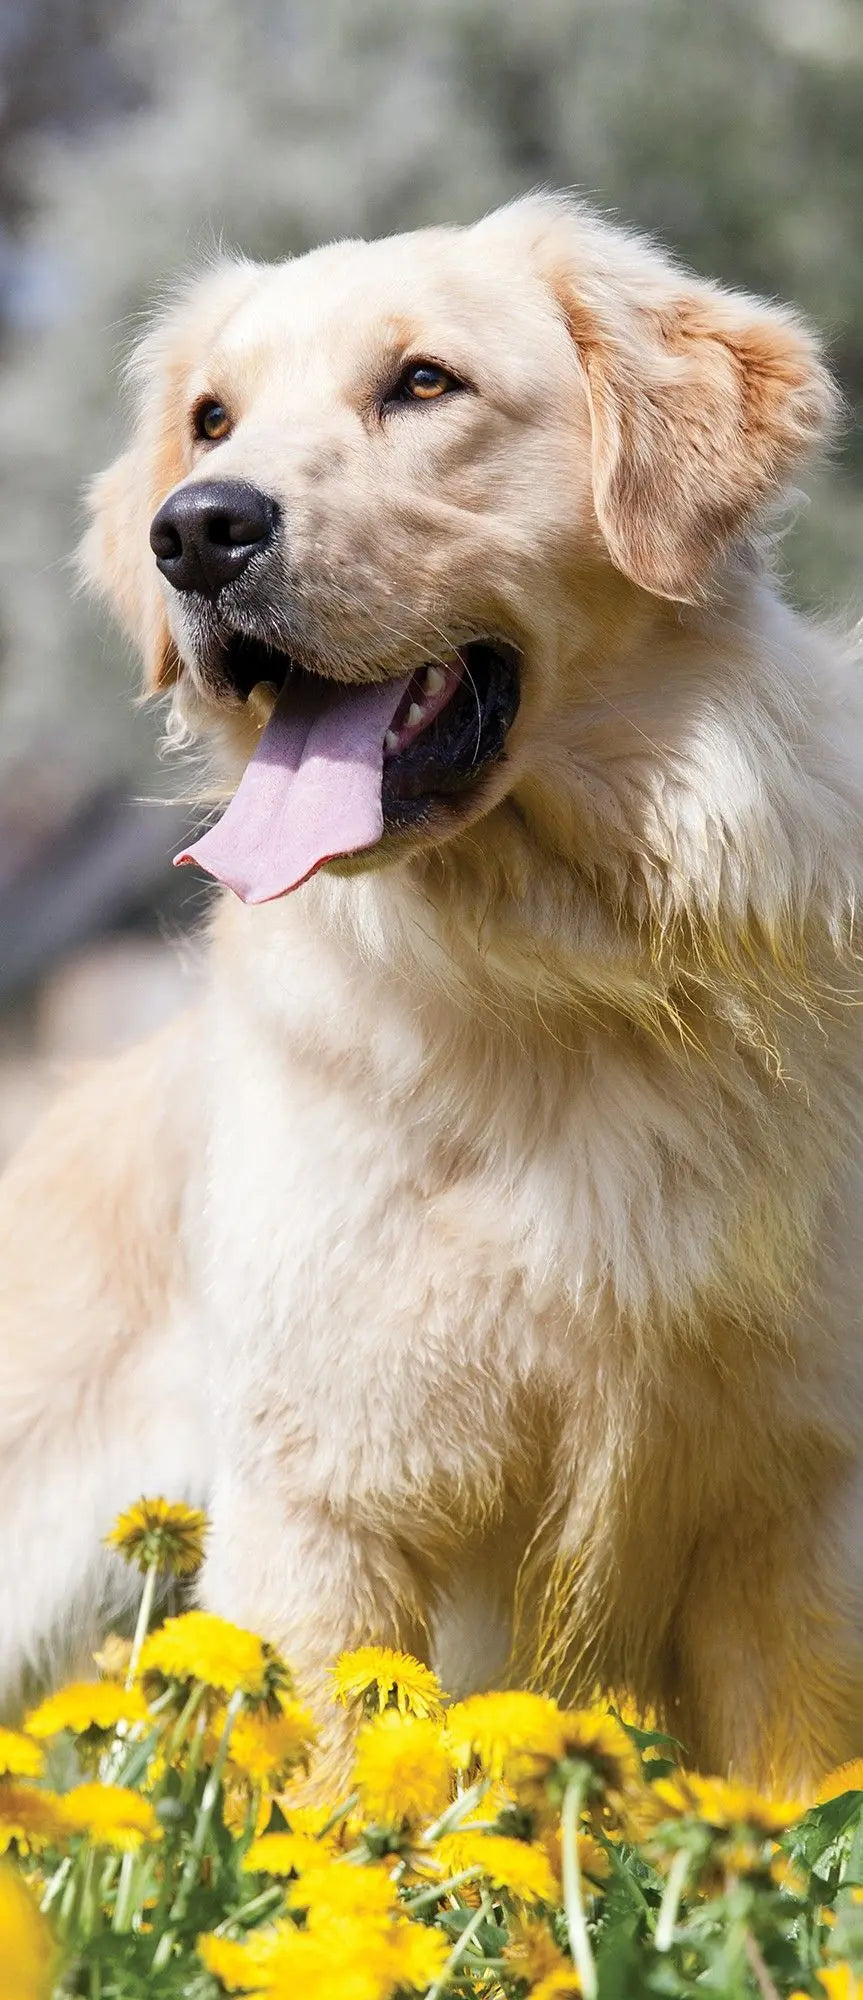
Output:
[176, 634, 520, 905]
[219, 633, 520, 830]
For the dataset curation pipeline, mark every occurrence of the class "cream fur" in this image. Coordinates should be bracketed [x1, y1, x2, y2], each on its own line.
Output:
[2, 195, 862, 1787]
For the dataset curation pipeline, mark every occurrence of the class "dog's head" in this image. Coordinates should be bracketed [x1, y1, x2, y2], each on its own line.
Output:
[82, 195, 837, 901]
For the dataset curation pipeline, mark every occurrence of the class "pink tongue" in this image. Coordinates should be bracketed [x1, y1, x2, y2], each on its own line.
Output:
[174, 673, 411, 904]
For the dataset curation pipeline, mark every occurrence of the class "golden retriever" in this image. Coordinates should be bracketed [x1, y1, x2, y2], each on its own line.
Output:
[1, 193, 861, 1788]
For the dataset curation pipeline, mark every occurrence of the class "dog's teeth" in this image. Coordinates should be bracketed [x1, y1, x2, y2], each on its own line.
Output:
[247, 680, 278, 729]
[384, 729, 399, 753]
[424, 664, 445, 696]
[407, 702, 424, 728]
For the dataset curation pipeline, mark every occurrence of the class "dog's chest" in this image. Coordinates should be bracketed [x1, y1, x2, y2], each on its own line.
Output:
[196, 986, 727, 1396]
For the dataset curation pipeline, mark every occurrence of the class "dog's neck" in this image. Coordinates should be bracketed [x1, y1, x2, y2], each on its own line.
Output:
[211, 567, 862, 1076]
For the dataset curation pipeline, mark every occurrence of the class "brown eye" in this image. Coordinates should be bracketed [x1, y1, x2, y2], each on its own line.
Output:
[193, 399, 232, 443]
[399, 362, 460, 402]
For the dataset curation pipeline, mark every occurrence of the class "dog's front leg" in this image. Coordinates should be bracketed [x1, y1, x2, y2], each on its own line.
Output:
[200, 1477, 435, 1787]
[666, 1491, 863, 1791]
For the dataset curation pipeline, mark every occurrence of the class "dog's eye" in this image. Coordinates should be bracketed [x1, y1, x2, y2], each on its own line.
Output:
[393, 362, 463, 404]
[193, 399, 233, 443]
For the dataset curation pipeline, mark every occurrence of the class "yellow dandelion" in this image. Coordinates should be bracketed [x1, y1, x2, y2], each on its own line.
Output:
[651, 1771, 802, 1836]
[222, 1782, 270, 1840]
[816, 1760, 863, 1804]
[198, 1926, 283, 1991]
[818, 1971, 863, 2000]
[25, 1681, 149, 1745]
[446, 1691, 567, 1781]
[243, 1831, 331, 1877]
[92, 1634, 134, 1680]
[0, 1730, 43, 1781]
[224, 1698, 317, 1789]
[0, 1865, 56, 2000]
[531, 1971, 583, 2000]
[332, 1647, 444, 1720]
[286, 1861, 398, 1924]
[506, 1917, 578, 1990]
[282, 1804, 343, 1848]
[435, 1830, 558, 1904]
[354, 1710, 452, 1828]
[769, 1852, 808, 1896]
[0, 1786, 70, 1855]
[199, 1911, 445, 1999]
[61, 1783, 161, 1851]
[542, 1824, 609, 1887]
[106, 1496, 208, 1575]
[446, 1692, 638, 1801]
[139, 1610, 289, 1705]
[381, 1917, 450, 1993]
[551, 1708, 641, 1800]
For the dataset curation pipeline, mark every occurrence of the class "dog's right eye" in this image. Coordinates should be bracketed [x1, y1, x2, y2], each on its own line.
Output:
[192, 399, 233, 444]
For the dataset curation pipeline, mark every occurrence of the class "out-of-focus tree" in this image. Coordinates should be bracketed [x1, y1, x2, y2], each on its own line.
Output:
[0, 0, 860, 800]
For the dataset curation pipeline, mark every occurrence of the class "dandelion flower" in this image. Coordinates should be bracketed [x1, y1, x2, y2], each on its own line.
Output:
[61, 1783, 161, 1851]
[816, 1760, 863, 1804]
[652, 1771, 802, 1836]
[199, 1911, 446, 1999]
[25, 1681, 149, 1749]
[447, 1691, 637, 1802]
[285, 1862, 398, 1923]
[354, 1710, 451, 1828]
[531, 1971, 583, 2000]
[224, 1698, 317, 1789]
[435, 1830, 558, 1904]
[92, 1634, 133, 1680]
[198, 1927, 283, 1991]
[243, 1831, 330, 1877]
[817, 1971, 863, 2000]
[0, 1730, 43, 1781]
[506, 1917, 579, 1991]
[0, 1786, 70, 1855]
[332, 1647, 443, 1720]
[446, 1691, 567, 1781]
[282, 1804, 343, 1847]
[106, 1496, 207, 1575]
[139, 1610, 289, 1705]
[549, 1707, 641, 1801]
[0, 1865, 56, 2000]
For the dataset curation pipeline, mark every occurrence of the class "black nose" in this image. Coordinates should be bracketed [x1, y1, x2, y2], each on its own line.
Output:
[149, 479, 277, 597]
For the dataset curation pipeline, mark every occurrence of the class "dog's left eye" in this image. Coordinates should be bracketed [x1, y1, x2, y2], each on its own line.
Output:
[390, 362, 463, 405]
[193, 399, 233, 443]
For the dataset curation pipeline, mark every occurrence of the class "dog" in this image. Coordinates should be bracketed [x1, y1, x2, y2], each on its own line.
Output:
[1, 192, 861, 1788]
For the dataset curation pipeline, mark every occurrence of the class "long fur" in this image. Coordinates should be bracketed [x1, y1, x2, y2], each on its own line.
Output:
[2, 195, 862, 1786]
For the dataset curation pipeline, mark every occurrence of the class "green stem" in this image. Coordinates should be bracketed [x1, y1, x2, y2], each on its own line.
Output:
[164, 1680, 207, 1769]
[111, 1849, 138, 1934]
[126, 1560, 160, 1687]
[423, 1780, 485, 1845]
[655, 1844, 690, 1952]
[404, 1866, 483, 1913]
[102, 1560, 163, 1783]
[40, 1856, 72, 1915]
[151, 1686, 245, 1971]
[561, 1773, 597, 2000]
[179, 1698, 210, 1803]
[211, 1885, 285, 1935]
[423, 1891, 494, 2000]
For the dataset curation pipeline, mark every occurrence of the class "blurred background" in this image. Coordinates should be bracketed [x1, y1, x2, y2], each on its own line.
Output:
[0, 0, 861, 1163]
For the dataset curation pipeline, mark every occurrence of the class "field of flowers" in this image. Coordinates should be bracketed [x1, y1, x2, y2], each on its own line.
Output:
[2, 1501, 863, 1999]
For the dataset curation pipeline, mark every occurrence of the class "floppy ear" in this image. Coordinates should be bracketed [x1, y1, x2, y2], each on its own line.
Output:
[79, 260, 258, 689]
[525, 200, 840, 601]
[81, 443, 179, 690]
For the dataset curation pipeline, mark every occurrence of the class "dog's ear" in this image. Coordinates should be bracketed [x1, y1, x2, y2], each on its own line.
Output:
[517, 199, 840, 601]
[81, 441, 179, 690]
[79, 261, 257, 689]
